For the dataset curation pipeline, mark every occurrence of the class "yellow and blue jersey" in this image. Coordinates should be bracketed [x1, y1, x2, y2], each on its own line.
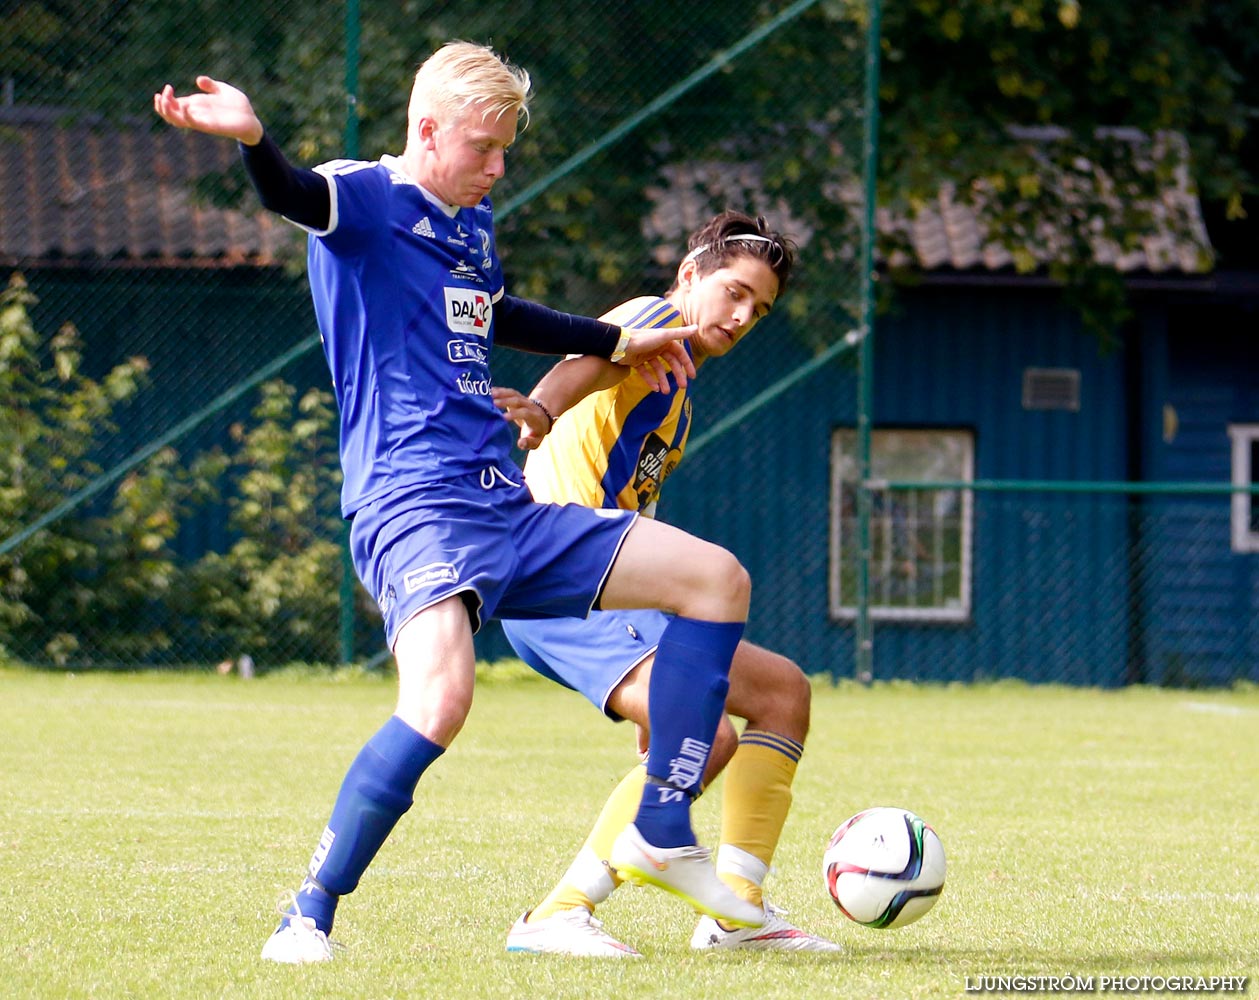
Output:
[523, 296, 693, 515]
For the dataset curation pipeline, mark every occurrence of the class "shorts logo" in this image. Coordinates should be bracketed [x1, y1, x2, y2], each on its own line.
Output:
[403, 562, 459, 594]
[444, 287, 491, 337]
[378, 584, 396, 616]
[447, 340, 488, 364]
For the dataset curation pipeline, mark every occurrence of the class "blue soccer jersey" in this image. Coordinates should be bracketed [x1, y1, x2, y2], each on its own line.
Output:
[301, 155, 515, 516]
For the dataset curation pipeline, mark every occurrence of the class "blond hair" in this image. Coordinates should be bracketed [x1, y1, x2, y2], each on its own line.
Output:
[408, 41, 532, 131]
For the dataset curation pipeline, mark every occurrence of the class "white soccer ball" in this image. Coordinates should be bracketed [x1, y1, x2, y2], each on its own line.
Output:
[822, 806, 946, 928]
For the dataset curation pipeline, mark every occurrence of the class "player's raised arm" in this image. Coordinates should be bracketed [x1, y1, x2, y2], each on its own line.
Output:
[153, 76, 264, 146]
[154, 76, 331, 231]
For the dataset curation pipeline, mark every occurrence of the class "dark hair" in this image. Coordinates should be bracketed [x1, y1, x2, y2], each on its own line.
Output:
[678, 210, 797, 296]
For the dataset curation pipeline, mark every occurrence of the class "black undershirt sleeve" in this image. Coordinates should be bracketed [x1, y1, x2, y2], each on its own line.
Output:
[496, 296, 622, 357]
[238, 133, 331, 231]
[238, 139, 620, 357]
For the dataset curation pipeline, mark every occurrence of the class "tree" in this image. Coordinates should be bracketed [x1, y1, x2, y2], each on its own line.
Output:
[877, 0, 1257, 228]
[870, 0, 1259, 330]
[8, 0, 1257, 334]
[0, 272, 188, 665]
[173, 379, 369, 666]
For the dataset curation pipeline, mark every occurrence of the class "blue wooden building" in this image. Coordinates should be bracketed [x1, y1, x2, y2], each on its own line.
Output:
[527, 280, 1257, 689]
[481, 144, 1259, 688]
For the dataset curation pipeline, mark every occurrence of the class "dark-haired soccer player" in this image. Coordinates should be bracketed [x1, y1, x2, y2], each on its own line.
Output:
[153, 41, 763, 963]
[501, 212, 842, 956]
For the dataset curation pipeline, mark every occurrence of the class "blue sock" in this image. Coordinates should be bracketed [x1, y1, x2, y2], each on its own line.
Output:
[634, 617, 743, 848]
[292, 715, 444, 934]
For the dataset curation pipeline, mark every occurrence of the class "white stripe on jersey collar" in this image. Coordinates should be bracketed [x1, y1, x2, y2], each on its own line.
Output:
[682, 234, 777, 265]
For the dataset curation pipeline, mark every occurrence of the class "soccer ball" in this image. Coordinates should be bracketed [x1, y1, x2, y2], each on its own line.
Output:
[822, 806, 946, 928]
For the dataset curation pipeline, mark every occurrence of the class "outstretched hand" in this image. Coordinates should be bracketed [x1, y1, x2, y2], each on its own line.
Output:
[153, 76, 264, 146]
[617, 325, 697, 392]
[492, 386, 552, 451]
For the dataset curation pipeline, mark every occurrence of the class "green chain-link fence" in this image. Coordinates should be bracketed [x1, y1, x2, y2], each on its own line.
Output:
[839, 482, 1259, 688]
[8, 3, 1253, 688]
[1, 0, 876, 671]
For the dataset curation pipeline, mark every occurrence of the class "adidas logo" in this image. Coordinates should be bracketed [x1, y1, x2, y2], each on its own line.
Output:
[412, 217, 435, 238]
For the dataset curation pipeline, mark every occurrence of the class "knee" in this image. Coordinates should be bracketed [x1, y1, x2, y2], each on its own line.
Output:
[670, 548, 750, 622]
[765, 659, 812, 740]
[395, 683, 472, 747]
[391, 601, 476, 745]
[737, 654, 812, 743]
[395, 661, 475, 746]
[728, 554, 752, 605]
[784, 664, 812, 739]
[705, 549, 751, 616]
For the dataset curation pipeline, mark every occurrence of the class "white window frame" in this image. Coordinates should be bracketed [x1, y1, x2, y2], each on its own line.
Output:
[1227, 424, 1259, 554]
[829, 428, 974, 622]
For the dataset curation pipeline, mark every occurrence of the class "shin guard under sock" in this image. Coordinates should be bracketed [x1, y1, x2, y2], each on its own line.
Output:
[298, 715, 444, 932]
[635, 616, 743, 847]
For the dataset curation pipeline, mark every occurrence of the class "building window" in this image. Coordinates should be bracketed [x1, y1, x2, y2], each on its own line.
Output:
[830, 428, 973, 622]
[1228, 425, 1259, 553]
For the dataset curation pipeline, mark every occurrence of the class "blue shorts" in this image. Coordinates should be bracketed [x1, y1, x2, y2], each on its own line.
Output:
[501, 608, 671, 721]
[350, 466, 637, 648]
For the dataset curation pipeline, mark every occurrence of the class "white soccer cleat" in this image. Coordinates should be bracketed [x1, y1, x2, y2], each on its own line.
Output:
[691, 901, 844, 952]
[505, 908, 642, 958]
[608, 823, 765, 929]
[260, 894, 334, 964]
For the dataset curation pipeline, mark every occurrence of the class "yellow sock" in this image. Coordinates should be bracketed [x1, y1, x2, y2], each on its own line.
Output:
[716, 729, 803, 910]
[529, 763, 647, 922]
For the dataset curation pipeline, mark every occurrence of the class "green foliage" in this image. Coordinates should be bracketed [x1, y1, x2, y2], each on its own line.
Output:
[875, 0, 1257, 332]
[0, 279, 362, 668]
[878, 0, 1257, 204]
[0, 272, 192, 665]
[83, 446, 213, 663]
[174, 378, 364, 666]
[17, 0, 1255, 338]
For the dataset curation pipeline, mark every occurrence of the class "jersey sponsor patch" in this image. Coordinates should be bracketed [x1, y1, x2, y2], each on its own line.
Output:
[447, 340, 488, 364]
[444, 287, 492, 336]
[456, 372, 493, 396]
[633, 431, 681, 507]
[449, 260, 484, 283]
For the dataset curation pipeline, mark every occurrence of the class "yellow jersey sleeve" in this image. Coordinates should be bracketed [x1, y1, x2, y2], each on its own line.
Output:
[522, 296, 693, 514]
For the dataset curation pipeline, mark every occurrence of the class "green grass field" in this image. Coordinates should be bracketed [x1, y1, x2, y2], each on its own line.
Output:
[2, 666, 1256, 999]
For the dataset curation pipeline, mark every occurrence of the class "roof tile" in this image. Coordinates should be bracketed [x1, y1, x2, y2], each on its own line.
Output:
[0, 106, 302, 267]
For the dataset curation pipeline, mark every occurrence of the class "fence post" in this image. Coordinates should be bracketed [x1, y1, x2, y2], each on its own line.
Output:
[854, 0, 883, 685]
[339, 0, 362, 665]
